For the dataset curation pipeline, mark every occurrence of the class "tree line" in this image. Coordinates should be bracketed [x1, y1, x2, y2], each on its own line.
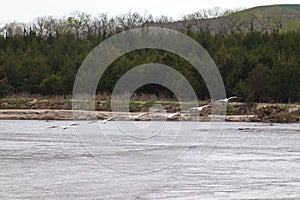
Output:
[2, 7, 299, 38]
[0, 11, 299, 102]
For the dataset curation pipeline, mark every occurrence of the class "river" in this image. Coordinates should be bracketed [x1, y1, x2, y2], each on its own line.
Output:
[0, 120, 299, 199]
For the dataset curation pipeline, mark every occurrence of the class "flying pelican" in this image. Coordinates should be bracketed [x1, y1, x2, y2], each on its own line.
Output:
[189, 104, 211, 112]
[125, 112, 149, 120]
[217, 96, 239, 103]
[89, 116, 115, 124]
[160, 112, 181, 119]
[48, 122, 79, 129]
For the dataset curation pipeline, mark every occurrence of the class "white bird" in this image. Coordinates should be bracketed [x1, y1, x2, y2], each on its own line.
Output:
[160, 112, 181, 119]
[48, 122, 79, 129]
[89, 116, 115, 124]
[125, 112, 149, 120]
[217, 96, 239, 103]
[189, 104, 211, 111]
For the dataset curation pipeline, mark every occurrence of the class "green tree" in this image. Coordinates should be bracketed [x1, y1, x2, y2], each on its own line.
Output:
[39, 74, 63, 95]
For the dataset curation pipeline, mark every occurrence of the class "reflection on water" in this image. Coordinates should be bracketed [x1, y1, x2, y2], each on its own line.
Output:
[0, 120, 299, 199]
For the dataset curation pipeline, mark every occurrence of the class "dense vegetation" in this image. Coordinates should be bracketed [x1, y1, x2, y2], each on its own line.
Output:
[0, 6, 299, 102]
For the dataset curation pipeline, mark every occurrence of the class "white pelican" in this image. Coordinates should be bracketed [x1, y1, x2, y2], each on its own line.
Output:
[48, 122, 79, 129]
[189, 104, 211, 112]
[160, 112, 181, 119]
[125, 112, 149, 120]
[89, 116, 115, 124]
[217, 96, 239, 103]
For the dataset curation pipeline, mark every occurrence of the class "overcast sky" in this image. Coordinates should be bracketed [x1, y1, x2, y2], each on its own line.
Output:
[1, 0, 299, 24]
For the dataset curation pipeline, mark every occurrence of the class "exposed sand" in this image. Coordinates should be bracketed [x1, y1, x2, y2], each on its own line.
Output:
[0, 109, 257, 122]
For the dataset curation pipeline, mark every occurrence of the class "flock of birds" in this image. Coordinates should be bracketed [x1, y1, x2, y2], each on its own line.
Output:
[48, 96, 239, 129]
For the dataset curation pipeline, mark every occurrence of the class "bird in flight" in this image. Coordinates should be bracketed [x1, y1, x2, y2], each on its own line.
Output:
[48, 122, 79, 129]
[216, 96, 239, 103]
[125, 112, 149, 120]
[160, 112, 181, 119]
[189, 104, 211, 111]
[88, 116, 115, 124]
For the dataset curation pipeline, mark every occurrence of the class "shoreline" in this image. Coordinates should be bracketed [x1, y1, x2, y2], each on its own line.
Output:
[0, 109, 298, 123]
[0, 98, 299, 123]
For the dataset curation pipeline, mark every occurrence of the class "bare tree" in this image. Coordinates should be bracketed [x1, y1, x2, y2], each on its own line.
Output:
[191, 9, 212, 32]
[247, 13, 259, 32]
[108, 17, 117, 35]
[256, 11, 273, 32]
[76, 12, 93, 37]
[180, 15, 193, 33]
[225, 11, 246, 34]
[115, 12, 146, 31]
[156, 15, 172, 28]
[64, 12, 85, 38]
[3, 22, 27, 37]
[93, 13, 109, 37]
[271, 15, 283, 32]
[44, 16, 57, 36]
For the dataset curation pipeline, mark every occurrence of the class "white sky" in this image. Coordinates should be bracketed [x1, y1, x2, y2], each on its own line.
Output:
[1, 0, 300, 25]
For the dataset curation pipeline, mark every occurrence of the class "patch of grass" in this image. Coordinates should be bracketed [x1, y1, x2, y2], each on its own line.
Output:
[0, 98, 33, 109]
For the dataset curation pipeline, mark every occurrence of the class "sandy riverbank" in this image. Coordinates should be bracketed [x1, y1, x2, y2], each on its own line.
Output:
[0, 97, 299, 122]
[0, 109, 292, 123]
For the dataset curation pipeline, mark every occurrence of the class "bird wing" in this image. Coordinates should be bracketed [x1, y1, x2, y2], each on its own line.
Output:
[174, 112, 181, 115]
[169, 112, 180, 117]
[139, 112, 149, 117]
[88, 116, 115, 124]
[100, 117, 114, 124]
[131, 112, 148, 118]
[188, 107, 199, 111]
[48, 125, 59, 129]
[216, 98, 226, 102]
[68, 123, 79, 127]
[202, 104, 211, 108]
[228, 96, 238, 100]
[106, 116, 115, 121]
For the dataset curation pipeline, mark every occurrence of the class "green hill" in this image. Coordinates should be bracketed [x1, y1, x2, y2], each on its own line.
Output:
[245, 4, 300, 15]
[237, 4, 300, 32]
[168, 4, 300, 34]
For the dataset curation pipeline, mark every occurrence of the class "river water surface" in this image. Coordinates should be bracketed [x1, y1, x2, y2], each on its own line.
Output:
[0, 120, 299, 199]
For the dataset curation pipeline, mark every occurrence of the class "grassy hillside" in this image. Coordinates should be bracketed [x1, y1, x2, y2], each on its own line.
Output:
[237, 4, 300, 32]
[245, 4, 300, 15]
[168, 4, 300, 34]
